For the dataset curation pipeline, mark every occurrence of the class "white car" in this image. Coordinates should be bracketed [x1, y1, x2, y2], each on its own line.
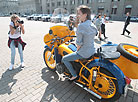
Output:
[130, 17, 138, 22]
[41, 14, 52, 22]
[51, 14, 64, 23]
[26, 14, 37, 20]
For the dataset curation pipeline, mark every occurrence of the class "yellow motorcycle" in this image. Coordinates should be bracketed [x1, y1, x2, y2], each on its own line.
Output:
[43, 25, 138, 101]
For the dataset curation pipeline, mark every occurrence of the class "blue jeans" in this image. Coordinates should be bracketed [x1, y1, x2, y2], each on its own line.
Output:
[10, 40, 23, 65]
[62, 52, 83, 77]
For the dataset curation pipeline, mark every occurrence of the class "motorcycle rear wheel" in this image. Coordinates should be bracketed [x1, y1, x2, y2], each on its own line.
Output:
[89, 67, 121, 101]
[43, 48, 56, 71]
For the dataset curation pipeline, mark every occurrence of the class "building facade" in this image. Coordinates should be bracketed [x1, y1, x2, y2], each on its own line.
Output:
[0, 0, 138, 20]
[18, 0, 42, 15]
[0, 0, 19, 16]
[41, 0, 138, 20]
[110, 0, 138, 20]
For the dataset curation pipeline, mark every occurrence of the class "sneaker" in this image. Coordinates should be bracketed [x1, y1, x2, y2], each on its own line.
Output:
[9, 64, 14, 71]
[99, 37, 104, 41]
[21, 62, 25, 68]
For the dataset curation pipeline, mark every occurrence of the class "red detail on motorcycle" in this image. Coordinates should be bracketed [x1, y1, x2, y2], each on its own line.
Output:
[125, 76, 131, 85]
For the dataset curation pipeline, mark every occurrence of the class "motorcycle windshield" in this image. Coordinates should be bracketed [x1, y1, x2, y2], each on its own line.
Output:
[44, 8, 76, 47]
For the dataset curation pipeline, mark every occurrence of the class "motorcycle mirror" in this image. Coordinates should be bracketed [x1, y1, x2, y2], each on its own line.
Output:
[49, 30, 53, 35]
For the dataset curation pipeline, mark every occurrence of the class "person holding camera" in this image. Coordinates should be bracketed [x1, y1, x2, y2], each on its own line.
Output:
[68, 16, 75, 30]
[8, 14, 26, 70]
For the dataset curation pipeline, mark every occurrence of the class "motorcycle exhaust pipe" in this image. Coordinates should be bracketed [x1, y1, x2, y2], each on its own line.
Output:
[74, 82, 102, 99]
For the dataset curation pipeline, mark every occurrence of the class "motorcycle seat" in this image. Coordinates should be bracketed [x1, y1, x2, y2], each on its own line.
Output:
[100, 46, 121, 60]
[101, 51, 120, 60]
[79, 55, 95, 62]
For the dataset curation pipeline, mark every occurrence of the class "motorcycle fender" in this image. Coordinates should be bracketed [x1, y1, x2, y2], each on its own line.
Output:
[44, 45, 62, 63]
[87, 59, 126, 94]
[44, 45, 54, 50]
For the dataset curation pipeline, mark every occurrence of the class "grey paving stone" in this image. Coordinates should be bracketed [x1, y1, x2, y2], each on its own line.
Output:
[133, 94, 138, 102]
[127, 88, 134, 97]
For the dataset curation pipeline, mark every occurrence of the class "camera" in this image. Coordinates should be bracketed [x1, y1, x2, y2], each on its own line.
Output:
[17, 20, 24, 24]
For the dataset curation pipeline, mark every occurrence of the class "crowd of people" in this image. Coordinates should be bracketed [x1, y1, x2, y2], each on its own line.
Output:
[67, 12, 109, 41]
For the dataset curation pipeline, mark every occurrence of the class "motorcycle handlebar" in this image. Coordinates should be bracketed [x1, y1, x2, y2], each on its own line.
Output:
[45, 35, 76, 44]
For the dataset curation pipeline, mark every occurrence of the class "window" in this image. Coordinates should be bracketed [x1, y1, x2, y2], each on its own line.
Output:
[71, 9, 74, 14]
[98, 7, 104, 14]
[47, 3, 50, 7]
[47, 9, 50, 14]
[111, 8, 117, 14]
[98, 0, 104, 2]
[125, 5, 132, 14]
[111, 0, 118, 2]
[87, 0, 92, 3]
[80, 0, 84, 4]
[57, 2, 61, 6]
[78, 0, 79, 4]
[125, 8, 131, 14]
[52, 3, 55, 7]
[63, 1, 68, 5]
[70, 0, 75, 5]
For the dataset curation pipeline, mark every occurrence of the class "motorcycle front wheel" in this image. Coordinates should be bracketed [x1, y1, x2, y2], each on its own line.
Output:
[89, 67, 121, 101]
[43, 48, 56, 71]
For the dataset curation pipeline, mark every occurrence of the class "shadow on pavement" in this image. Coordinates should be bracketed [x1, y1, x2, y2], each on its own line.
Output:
[123, 35, 132, 38]
[40, 67, 101, 102]
[94, 38, 101, 44]
[0, 66, 22, 95]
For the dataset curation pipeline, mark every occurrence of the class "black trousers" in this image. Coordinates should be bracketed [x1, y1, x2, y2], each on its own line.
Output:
[101, 24, 106, 37]
[123, 24, 130, 34]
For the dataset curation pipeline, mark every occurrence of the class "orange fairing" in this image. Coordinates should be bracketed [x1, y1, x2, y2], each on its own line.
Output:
[44, 33, 54, 48]
[44, 25, 75, 48]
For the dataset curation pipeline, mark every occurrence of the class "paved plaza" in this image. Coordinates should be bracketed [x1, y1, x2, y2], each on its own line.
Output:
[0, 17, 138, 102]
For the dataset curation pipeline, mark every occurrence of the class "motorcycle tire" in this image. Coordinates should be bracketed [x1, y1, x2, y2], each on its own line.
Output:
[89, 67, 121, 101]
[117, 43, 138, 63]
[43, 48, 56, 71]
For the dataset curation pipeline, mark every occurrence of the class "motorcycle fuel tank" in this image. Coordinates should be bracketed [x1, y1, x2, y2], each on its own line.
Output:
[58, 43, 76, 56]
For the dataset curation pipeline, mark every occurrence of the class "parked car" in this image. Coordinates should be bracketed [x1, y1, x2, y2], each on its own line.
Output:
[51, 14, 64, 23]
[33, 14, 42, 21]
[26, 14, 37, 20]
[33, 14, 47, 21]
[21, 14, 28, 17]
[41, 14, 52, 22]
[130, 17, 138, 22]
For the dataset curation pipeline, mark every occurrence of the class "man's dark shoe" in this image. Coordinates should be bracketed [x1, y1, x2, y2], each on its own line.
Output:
[121, 34, 124, 35]
[128, 32, 130, 35]
[104, 36, 108, 39]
